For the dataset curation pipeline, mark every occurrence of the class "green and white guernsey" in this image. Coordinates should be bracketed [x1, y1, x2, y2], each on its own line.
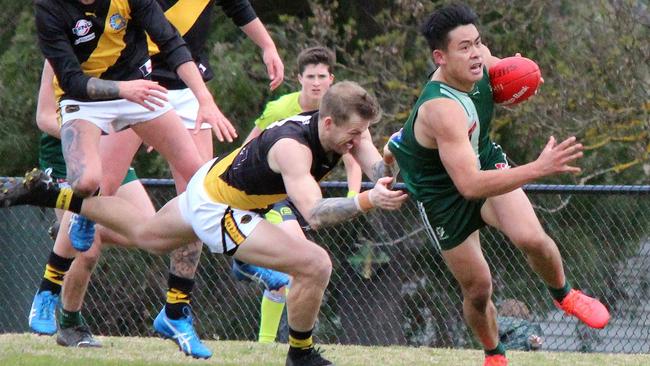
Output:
[388, 69, 507, 250]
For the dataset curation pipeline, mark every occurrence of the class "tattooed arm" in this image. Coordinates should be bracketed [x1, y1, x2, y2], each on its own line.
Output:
[269, 138, 407, 230]
[350, 130, 399, 183]
[86, 78, 120, 100]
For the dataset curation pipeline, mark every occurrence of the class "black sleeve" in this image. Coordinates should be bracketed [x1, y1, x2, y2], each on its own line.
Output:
[34, 2, 91, 99]
[215, 0, 258, 27]
[129, 0, 193, 72]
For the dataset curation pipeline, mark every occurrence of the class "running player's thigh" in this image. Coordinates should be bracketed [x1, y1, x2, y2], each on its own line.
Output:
[441, 231, 491, 291]
[481, 188, 543, 238]
[276, 218, 307, 240]
[234, 220, 326, 276]
[136, 196, 199, 253]
[99, 180, 155, 248]
[131, 110, 202, 182]
[60, 119, 103, 190]
[169, 129, 212, 193]
[115, 180, 155, 216]
[99, 129, 142, 195]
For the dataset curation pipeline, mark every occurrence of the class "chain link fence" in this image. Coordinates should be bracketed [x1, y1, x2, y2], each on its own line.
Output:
[1, 180, 649, 354]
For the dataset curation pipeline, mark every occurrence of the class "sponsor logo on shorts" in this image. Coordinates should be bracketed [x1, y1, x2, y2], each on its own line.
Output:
[435, 226, 449, 240]
[64, 105, 80, 113]
[240, 214, 252, 224]
[109, 13, 127, 31]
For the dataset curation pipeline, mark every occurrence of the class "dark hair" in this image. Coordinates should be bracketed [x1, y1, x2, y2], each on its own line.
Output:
[420, 3, 478, 51]
[297, 46, 335, 75]
[320, 81, 382, 126]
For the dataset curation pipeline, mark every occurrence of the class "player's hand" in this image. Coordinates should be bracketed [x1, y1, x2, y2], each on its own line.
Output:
[515, 52, 544, 87]
[118, 80, 168, 111]
[262, 47, 284, 91]
[369, 177, 408, 210]
[195, 102, 237, 143]
[535, 136, 583, 176]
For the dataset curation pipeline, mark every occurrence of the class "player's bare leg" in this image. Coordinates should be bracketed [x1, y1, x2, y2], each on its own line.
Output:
[481, 188, 609, 328]
[441, 231, 501, 354]
[154, 128, 213, 359]
[60, 119, 103, 197]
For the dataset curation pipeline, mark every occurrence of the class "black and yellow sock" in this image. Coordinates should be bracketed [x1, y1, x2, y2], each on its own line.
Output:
[38, 251, 74, 295]
[548, 281, 572, 302]
[165, 273, 194, 319]
[288, 327, 314, 358]
[485, 341, 506, 356]
[59, 308, 83, 329]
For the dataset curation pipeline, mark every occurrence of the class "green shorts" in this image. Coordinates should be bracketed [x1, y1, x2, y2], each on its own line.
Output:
[121, 167, 139, 185]
[419, 143, 509, 251]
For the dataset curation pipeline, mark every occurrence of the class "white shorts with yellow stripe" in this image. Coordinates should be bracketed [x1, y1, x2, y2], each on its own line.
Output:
[178, 158, 263, 254]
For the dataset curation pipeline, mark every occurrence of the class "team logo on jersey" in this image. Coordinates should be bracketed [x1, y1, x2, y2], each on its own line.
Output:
[109, 13, 127, 31]
[495, 162, 509, 170]
[72, 19, 92, 36]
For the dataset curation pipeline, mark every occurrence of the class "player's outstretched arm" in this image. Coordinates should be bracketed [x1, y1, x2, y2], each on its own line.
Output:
[351, 130, 399, 183]
[270, 139, 407, 230]
[425, 99, 583, 200]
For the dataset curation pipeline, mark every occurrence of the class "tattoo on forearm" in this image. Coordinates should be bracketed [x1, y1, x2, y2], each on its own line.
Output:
[61, 121, 87, 195]
[169, 240, 202, 278]
[370, 161, 389, 182]
[87, 78, 120, 99]
[309, 197, 361, 229]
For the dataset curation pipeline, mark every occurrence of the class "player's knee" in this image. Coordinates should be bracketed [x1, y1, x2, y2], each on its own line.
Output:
[512, 229, 552, 253]
[70, 174, 101, 197]
[76, 249, 101, 271]
[296, 244, 332, 285]
[465, 280, 493, 309]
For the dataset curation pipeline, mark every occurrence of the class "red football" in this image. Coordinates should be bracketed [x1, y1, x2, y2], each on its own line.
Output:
[489, 56, 542, 105]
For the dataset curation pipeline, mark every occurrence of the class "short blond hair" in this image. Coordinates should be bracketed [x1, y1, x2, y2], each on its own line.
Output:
[319, 81, 382, 126]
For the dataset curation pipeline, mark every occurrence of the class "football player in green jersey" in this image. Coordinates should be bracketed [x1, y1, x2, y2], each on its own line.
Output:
[387, 4, 609, 366]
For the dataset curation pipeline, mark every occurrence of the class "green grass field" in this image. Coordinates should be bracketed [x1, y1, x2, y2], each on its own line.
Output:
[1, 333, 649, 366]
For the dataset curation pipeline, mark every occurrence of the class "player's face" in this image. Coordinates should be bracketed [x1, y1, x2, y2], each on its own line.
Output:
[324, 114, 370, 155]
[299, 64, 334, 102]
[436, 24, 484, 88]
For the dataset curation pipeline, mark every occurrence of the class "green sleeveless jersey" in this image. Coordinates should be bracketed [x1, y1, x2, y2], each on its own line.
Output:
[388, 69, 494, 205]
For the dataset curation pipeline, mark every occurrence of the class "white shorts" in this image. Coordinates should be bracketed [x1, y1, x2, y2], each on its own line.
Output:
[178, 158, 264, 254]
[168, 88, 211, 130]
[59, 97, 173, 134]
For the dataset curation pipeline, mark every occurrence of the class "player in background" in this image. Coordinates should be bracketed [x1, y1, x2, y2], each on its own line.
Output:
[33, 0, 283, 358]
[232, 46, 362, 344]
[142, 0, 284, 358]
[386, 4, 609, 366]
[2, 81, 408, 366]
[29, 60, 158, 347]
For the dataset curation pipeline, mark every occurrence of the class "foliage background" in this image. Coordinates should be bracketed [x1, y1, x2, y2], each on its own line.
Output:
[0, 0, 647, 184]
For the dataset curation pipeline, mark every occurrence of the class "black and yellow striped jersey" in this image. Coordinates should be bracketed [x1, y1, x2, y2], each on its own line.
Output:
[149, 0, 257, 89]
[204, 111, 341, 211]
[35, 0, 192, 101]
